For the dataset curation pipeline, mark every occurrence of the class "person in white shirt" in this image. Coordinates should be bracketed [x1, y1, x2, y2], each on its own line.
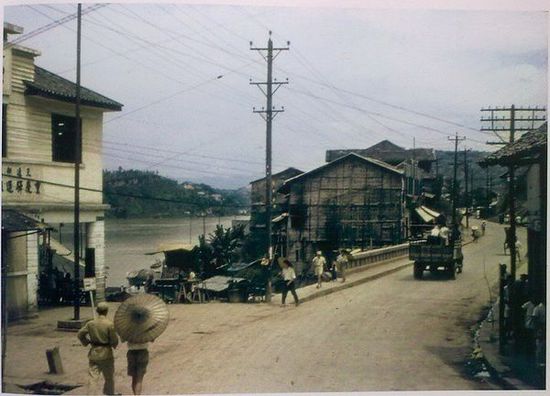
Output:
[439, 225, 450, 246]
[280, 259, 299, 306]
[430, 224, 441, 237]
[312, 251, 326, 288]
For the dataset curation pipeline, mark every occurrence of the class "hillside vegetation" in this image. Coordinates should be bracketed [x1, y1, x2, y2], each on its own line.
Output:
[103, 168, 250, 218]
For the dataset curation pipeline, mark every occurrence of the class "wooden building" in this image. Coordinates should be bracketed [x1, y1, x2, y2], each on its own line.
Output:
[278, 153, 406, 272]
[326, 140, 437, 196]
[481, 122, 547, 302]
[2, 23, 122, 311]
[248, 167, 303, 255]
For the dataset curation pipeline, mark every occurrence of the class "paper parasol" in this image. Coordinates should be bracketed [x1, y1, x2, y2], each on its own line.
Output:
[114, 294, 169, 343]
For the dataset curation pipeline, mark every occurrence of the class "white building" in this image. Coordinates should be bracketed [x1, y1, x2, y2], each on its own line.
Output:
[2, 23, 122, 319]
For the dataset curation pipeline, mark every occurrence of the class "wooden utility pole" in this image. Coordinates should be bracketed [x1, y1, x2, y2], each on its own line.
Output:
[250, 32, 289, 302]
[463, 148, 469, 229]
[481, 105, 546, 281]
[73, 3, 82, 320]
[448, 133, 465, 241]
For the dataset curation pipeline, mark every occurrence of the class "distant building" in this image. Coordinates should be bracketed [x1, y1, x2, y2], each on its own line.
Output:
[249, 167, 303, 232]
[278, 153, 406, 272]
[2, 23, 122, 318]
[326, 139, 437, 196]
[247, 167, 303, 257]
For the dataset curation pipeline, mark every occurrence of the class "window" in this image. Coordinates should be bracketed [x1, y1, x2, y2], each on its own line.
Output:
[2, 104, 7, 158]
[52, 114, 81, 163]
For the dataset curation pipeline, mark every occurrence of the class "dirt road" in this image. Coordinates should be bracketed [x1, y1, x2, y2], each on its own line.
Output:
[137, 222, 524, 394]
[6, 221, 525, 394]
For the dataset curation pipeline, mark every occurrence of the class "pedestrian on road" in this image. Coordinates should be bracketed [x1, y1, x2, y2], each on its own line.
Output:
[280, 258, 299, 306]
[77, 302, 119, 395]
[481, 221, 486, 236]
[125, 340, 151, 395]
[336, 249, 349, 282]
[312, 251, 326, 288]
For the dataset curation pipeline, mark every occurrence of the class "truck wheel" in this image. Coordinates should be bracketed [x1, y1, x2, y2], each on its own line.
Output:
[414, 263, 423, 279]
[448, 263, 456, 280]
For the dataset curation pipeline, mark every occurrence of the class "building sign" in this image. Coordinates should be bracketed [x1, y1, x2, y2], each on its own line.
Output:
[83, 277, 97, 291]
[2, 166, 41, 195]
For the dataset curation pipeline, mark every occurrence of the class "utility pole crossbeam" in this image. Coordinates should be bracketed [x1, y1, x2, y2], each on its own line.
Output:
[250, 31, 289, 303]
[480, 105, 547, 281]
[448, 133, 466, 241]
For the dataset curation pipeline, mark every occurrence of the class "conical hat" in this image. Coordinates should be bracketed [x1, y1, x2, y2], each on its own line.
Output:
[114, 294, 169, 343]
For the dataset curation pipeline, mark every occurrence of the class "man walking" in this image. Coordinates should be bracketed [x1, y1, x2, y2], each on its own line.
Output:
[126, 341, 150, 395]
[77, 302, 119, 395]
[312, 251, 326, 288]
[335, 249, 349, 283]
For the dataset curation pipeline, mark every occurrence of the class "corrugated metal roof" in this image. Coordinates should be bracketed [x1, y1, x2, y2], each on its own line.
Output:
[24, 66, 123, 111]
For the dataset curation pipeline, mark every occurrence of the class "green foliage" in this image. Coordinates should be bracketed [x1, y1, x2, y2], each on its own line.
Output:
[195, 224, 247, 278]
[103, 168, 249, 218]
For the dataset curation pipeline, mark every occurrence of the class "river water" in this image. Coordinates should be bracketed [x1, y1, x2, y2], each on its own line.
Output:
[104, 216, 247, 287]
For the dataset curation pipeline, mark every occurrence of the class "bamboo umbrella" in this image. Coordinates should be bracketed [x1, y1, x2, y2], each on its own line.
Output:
[114, 294, 169, 343]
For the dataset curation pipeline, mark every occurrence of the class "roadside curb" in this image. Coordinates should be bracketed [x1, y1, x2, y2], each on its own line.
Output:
[301, 261, 413, 303]
[271, 260, 413, 305]
[476, 303, 539, 391]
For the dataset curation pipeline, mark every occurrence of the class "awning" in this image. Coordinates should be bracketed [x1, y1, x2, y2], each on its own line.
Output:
[2, 210, 45, 232]
[47, 237, 72, 256]
[145, 243, 197, 255]
[415, 206, 441, 223]
[198, 275, 246, 293]
[272, 213, 289, 223]
[226, 260, 260, 272]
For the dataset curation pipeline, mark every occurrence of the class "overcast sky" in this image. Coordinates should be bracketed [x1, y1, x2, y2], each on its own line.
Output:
[4, 2, 548, 188]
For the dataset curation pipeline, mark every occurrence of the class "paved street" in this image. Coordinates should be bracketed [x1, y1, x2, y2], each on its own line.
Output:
[5, 221, 527, 394]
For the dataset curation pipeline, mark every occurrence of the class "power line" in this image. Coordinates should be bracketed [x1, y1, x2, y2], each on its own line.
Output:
[6, 4, 107, 47]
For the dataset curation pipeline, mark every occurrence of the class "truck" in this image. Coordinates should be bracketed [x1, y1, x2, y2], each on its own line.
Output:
[409, 237, 463, 280]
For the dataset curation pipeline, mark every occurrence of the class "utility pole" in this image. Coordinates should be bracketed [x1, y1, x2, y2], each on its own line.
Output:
[463, 148, 469, 229]
[481, 105, 546, 281]
[250, 32, 289, 302]
[485, 167, 490, 208]
[448, 133, 465, 240]
[73, 4, 82, 321]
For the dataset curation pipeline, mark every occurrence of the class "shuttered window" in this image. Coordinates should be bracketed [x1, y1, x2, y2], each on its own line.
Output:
[51, 114, 81, 163]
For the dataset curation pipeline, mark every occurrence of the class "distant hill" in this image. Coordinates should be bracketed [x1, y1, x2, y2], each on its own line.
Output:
[435, 150, 506, 189]
[103, 168, 250, 218]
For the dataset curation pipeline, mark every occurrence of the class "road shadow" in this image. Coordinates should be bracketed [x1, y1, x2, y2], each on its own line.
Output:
[424, 344, 494, 389]
[397, 271, 458, 282]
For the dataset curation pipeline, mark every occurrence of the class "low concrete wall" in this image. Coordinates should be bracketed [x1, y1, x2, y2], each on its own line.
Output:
[347, 243, 409, 271]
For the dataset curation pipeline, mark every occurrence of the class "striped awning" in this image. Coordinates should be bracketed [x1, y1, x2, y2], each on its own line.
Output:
[415, 206, 441, 223]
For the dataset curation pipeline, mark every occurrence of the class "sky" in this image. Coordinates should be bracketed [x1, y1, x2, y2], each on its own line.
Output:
[3, 1, 548, 189]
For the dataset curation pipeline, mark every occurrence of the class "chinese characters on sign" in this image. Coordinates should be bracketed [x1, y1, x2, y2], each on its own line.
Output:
[2, 166, 41, 194]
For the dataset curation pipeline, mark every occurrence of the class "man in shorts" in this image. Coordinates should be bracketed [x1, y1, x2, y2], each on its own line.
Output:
[126, 341, 150, 395]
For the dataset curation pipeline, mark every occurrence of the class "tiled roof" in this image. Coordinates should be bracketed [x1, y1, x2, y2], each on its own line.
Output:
[481, 122, 547, 166]
[250, 167, 303, 184]
[24, 66, 123, 111]
[326, 140, 436, 164]
[2, 210, 43, 232]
